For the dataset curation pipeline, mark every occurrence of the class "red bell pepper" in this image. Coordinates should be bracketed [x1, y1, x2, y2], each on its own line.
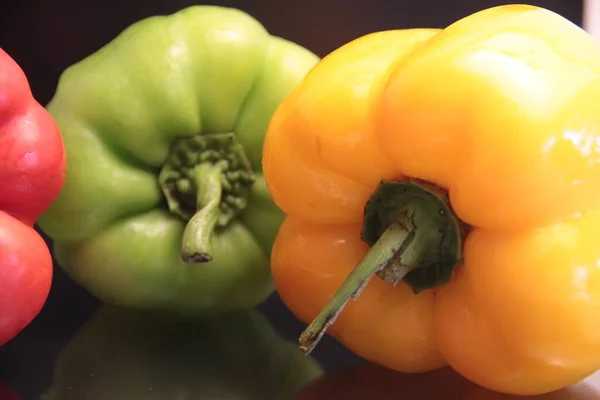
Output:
[0, 381, 23, 400]
[0, 48, 65, 344]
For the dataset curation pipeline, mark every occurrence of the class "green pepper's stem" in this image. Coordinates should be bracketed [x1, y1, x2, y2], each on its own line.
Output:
[181, 163, 223, 263]
[298, 222, 416, 355]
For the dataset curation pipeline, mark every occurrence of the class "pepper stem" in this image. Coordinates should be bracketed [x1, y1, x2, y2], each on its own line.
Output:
[298, 178, 466, 355]
[181, 163, 223, 263]
[158, 133, 256, 264]
[299, 222, 416, 354]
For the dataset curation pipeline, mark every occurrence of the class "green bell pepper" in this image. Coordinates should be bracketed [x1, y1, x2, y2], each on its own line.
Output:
[37, 5, 320, 314]
[42, 306, 324, 400]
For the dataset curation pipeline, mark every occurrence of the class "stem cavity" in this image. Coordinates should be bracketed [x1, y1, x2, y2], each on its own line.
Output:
[298, 179, 468, 355]
[158, 133, 256, 263]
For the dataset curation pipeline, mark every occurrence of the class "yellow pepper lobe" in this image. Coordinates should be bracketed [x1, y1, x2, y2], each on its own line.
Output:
[262, 29, 440, 224]
[375, 5, 600, 230]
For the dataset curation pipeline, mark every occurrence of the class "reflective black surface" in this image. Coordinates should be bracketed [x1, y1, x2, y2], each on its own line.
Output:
[0, 0, 591, 398]
[4, 293, 600, 399]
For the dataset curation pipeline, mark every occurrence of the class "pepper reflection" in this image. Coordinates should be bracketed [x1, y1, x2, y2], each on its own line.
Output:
[42, 306, 323, 400]
[296, 363, 600, 400]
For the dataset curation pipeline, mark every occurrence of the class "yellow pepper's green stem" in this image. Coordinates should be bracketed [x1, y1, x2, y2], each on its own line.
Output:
[299, 222, 416, 355]
[298, 178, 467, 355]
[181, 163, 223, 263]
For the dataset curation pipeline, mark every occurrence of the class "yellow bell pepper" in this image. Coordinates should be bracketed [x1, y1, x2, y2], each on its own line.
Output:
[262, 4, 600, 396]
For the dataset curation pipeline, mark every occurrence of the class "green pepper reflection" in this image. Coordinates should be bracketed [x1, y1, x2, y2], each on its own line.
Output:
[42, 306, 323, 400]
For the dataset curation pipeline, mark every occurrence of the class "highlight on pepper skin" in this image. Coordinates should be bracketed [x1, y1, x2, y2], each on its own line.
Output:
[262, 4, 600, 396]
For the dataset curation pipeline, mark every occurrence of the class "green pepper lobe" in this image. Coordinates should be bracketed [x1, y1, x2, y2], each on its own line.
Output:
[37, 5, 320, 314]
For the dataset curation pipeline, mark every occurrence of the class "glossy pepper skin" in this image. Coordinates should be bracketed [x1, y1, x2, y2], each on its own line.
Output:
[37, 6, 319, 315]
[262, 5, 600, 396]
[0, 49, 65, 345]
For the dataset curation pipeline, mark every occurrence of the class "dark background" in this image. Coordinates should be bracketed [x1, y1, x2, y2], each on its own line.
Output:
[0, 0, 585, 398]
